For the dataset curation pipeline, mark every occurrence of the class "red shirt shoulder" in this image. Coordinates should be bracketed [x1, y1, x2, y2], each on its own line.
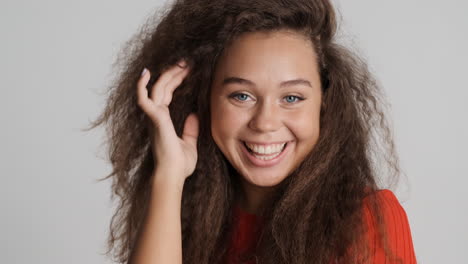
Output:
[361, 189, 417, 263]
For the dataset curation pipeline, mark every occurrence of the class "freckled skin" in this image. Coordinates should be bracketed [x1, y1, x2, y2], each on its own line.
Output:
[210, 30, 322, 214]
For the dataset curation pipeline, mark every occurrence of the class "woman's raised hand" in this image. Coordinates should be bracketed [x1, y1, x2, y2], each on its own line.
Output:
[137, 60, 199, 185]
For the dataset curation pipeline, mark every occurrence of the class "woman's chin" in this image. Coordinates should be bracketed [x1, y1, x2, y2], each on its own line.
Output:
[241, 171, 288, 188]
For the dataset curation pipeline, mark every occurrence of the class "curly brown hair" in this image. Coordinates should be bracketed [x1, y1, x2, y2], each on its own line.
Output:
[86, 0, 403, 263]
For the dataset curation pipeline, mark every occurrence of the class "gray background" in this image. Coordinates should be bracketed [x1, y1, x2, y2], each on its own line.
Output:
[1, 0, 466, 263]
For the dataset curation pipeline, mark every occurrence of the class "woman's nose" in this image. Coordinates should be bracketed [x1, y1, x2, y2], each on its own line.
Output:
[248, 100, 282, 132]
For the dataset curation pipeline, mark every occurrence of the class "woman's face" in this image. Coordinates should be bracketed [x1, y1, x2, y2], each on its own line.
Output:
[210, 30, 322, 191]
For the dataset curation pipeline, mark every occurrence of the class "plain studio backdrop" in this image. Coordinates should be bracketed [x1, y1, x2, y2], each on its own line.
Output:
[1, 0, 466, 263]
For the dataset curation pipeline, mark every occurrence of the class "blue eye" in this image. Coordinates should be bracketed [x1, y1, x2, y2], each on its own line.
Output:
[284, 95, 304, 103]
[231, 93, 250, 101]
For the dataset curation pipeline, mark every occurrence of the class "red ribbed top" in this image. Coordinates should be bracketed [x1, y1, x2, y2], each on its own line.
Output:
[361, 189, 417, 263]
[223, 189, 417, 263]
[223, 203, 261, 264]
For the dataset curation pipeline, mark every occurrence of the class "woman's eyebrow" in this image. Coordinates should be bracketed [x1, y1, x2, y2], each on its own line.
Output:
[221, 76, 313, 88]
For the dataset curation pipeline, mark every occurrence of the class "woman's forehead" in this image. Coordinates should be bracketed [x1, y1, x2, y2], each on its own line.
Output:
[212, 31, 320, 88]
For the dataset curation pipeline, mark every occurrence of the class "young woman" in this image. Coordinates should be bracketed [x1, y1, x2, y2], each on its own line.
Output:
[89, 0, 417, 263]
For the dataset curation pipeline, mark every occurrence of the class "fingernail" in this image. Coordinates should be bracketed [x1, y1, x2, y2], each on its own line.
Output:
[141, 68, 148, 77]
[177, 60, 187, 68]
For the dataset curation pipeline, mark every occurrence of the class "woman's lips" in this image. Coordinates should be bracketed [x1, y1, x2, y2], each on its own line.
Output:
[241, 140, 291, 167]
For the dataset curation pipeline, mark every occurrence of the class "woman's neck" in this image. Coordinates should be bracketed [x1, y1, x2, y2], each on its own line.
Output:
[237, 175, 279, 216]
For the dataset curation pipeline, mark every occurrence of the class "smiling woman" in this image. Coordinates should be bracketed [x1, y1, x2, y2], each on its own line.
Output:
[87, 0, 417, 263]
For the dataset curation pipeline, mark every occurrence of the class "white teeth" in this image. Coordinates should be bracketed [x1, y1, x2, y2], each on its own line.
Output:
[252, 152, 282, 161]
[245, 142, 286, 155]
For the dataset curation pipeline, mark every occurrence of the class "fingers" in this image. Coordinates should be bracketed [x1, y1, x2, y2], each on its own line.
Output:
[150, 62, 190, 106]
[136, 60, 190, 122]
[158, 66, 190, 106]
[182, 113, 199, 149]
[137, 67, 156, 121]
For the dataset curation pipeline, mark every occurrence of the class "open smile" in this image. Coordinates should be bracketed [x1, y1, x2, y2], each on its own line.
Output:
[240, 140, 291, 167]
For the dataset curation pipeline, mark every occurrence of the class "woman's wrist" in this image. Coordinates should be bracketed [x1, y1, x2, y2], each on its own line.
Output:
[151, 168, 186, 194]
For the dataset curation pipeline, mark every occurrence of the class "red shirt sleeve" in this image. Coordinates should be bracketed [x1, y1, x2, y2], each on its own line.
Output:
[362, 189, 417, 263]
